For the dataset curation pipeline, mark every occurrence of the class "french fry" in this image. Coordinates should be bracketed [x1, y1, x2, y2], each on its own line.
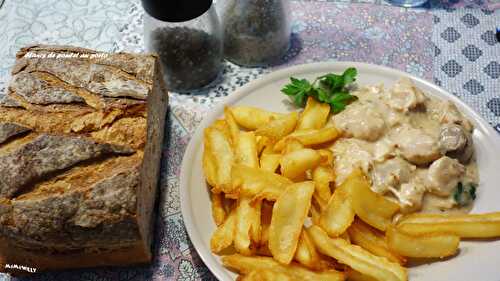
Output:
[224, 107, 240, 143]
[235, 197, 258, 255]
[310, 204, 322, 226]
[211, 192, 227, 226]
[212, 119, 231, 139]
[255, 112, 299, 141]
[308, 225, 407, 281]
[269, 182, 315, 264]
[256, 136, 269, 155]
[297, 96, 331, 130]
[235, 131, 259, 168]
[231, 106, 285, 130]
[348, 220, 406, 264]
[295, 229, 322, 270]
[345, 268, 378, 281]
[280, 149, 322, 181]
[282, 138, 305, 154]
[238, 270, 293, 281]
[347, 170, 399, 231]
[312, 165, 334, 204]
[318, 149, 334, 166]
[250, 199, 263, 245]
[204, 126, 235, 193]
[202, 144, 217, 188]
[340, 231, 351, 244]
[211, 209, 236, 253]
[386, 226, 459, 258]
[222, 254, 345, 281]
[231, 164, 292, 201]
[260, 153, 281, 172]
[274, 127, 341, 152]
[396, 212, 500, 238]
[313, 193, 328, 211]
[319, 183, 355, 237]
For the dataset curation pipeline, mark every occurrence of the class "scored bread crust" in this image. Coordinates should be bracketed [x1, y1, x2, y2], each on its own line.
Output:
[0, 45, 169, 274]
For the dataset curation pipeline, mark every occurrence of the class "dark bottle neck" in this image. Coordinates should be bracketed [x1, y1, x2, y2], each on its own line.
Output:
[141, 0, 213, 22]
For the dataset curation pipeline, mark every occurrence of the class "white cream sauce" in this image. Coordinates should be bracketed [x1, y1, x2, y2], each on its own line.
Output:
[330, 78, 478, 214]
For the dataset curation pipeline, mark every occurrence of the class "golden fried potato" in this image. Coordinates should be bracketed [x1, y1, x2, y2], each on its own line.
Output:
[347, 170, 399, 231]
[235, 131, 259, 168]
[250, 199, 263, 245]
[260, 153, 282, 172]
[237, 270, 294, 281]
[224, 107, 240, 143]
[211, 209, 236, 253]
[202, 144, 217, 188]
[274, 127, 340, 152]
[212, 119, 231, 139]
[310, 204, 322, 226]
[345, 268, 378, 281]
[231, 106, 285, 130]
[319, 183, 355, 237]
[348, 220, 406, 264]
[282, 138, 305, 154]
[231, 164, 292, 201]
[312, 165, 334, 204]
[386, 226, 459, 258]
[317, 149, 334, 166]
[256, 136, 270, 155]
[396, 212, 500, 238]
[295, 229, 322, 270]
[260, 137, 277, 156]
[297, 96, 331, 130]
[235, 196, 259, 255]
[204, 126, 235, 193]
[255, 112, 299, 141]
[269, 182, 315, 264]
[211, 192, 227, 226]
[308, 225, 407, 281]
[313, 193, 328, 211]
[280, 149, 322, 181]
[222, 254, 345, 281]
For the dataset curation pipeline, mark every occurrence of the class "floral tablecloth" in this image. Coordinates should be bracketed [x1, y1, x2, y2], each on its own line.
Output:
[0, 0, 499, 280]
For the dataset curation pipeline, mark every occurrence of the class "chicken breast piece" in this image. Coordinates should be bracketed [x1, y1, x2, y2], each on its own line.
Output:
[426, 156, 465, 196]
[370, 157, 416, 194]
[396, 178, 426, 213]
[390, 125, 441, 165]
[331, 139, 373, 185]
[385, 78, 426, 112]
[333, 101, 386, 142]
[436, 101, 473, 132]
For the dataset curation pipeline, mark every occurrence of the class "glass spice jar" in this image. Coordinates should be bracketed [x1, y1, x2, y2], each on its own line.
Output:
[222, 0, 291, 67]
[142, 0, 223, 92]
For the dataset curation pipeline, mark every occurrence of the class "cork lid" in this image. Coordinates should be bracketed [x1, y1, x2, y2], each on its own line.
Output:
[141, 0, 213, 22]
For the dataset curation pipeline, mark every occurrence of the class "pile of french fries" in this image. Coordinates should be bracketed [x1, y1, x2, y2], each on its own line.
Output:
[202, 97, 500, 281]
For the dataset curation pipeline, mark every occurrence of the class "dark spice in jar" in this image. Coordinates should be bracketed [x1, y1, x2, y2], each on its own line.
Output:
[223, 0, 290, 67]
[151, 26, 222, 92]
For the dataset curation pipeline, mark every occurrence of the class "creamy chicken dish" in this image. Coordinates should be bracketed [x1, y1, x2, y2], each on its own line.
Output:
[329, 78, 477, 214]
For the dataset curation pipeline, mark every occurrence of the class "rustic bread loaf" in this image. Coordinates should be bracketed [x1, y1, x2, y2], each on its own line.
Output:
[0, 45, 168, 273]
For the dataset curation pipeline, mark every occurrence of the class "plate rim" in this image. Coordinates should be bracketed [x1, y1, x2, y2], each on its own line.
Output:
[179, 61, 500, 281]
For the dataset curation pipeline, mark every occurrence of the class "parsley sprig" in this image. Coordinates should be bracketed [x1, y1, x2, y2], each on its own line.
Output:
[281, 67, 358, 113]
[453, 182, 477, 206]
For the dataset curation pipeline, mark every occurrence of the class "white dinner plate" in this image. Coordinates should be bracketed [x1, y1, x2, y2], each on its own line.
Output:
[180, 62, 500, 281]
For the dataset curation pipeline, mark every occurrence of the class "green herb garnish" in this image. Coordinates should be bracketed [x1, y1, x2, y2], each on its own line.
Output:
[281, 67, 358, 113]
[454, 182, 477, 206]
[453, 182, 463, 203]
[468, 184, 477, 200]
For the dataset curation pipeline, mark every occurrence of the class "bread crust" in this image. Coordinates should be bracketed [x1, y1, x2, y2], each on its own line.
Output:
[0, 45, 168, 274]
